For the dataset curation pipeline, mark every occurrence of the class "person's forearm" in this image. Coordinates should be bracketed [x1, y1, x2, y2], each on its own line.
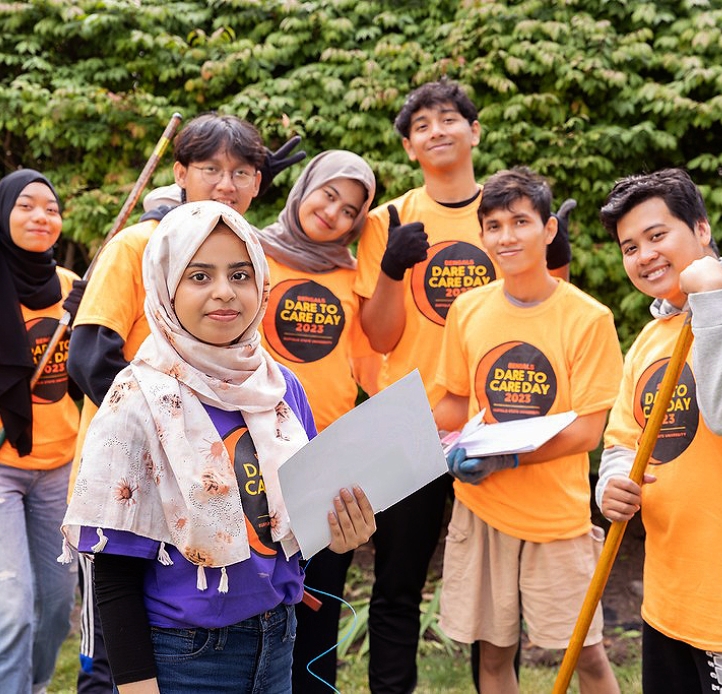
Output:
[518, 410, 608, 465]
[359, 276, 407, 353]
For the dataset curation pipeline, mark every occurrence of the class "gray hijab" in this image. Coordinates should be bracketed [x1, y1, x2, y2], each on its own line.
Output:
[256, 150, 376, 273]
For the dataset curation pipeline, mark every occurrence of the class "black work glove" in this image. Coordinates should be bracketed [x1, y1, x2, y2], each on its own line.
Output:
[446, 447, 519, 485]
[257, 135, 307, 197]
[547, 198, 576, 270]
[380, 204, 429, 281]
[62, 279, 88, 326]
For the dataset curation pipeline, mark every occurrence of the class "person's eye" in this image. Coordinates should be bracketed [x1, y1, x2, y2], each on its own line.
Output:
[203, 166, 219, 175]
[47, 207, 60, 216]
[189, 272, 208, 282]
[15, 202, 31, 210]
[231, 270, 250, 281]
[324, 189, 335, 200]
[342, 208, 356, 219]
[622, 245, 637, 256]
[651, 231, 666, 241]
[233, 171, 251, 182]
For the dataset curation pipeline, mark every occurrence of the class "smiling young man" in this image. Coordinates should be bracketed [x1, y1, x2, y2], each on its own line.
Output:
[434, 167, 622, 694]
[353, 79, 498, 694]
[65, 114, 302, 694]
[596, 168, 722, 694]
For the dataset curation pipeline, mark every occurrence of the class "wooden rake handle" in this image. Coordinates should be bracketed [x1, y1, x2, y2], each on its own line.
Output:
[0, 112, 183, 448]
[552, 314, 693, 693]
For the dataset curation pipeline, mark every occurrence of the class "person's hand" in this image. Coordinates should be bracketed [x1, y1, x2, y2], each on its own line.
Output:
[601, 474, 656, 522]
[380, 204, 429, 281]
[257, 135, 307, 197]
[62, 279, 88, 326]
[547, 198, 576, 270]
[679, 256, 722, 295]
[327, 485, 376, 553]
[446, 447, 518, 485]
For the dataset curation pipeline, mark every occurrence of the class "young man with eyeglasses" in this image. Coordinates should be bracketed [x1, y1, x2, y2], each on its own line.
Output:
[65, 113, 304, 694]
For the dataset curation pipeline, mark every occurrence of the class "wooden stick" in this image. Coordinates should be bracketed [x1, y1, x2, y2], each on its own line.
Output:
[552, 314, 694, 693]
[0, 112, 182, 448]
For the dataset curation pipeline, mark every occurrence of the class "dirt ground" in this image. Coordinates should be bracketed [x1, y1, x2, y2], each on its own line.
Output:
[350, 499, 645, 667]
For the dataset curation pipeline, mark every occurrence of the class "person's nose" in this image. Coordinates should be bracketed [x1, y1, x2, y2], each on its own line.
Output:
[637, 241, 657, 264]
[212, 278, 236, 301]
[30, 205, 50, 224]
[214, 170, 236, 192]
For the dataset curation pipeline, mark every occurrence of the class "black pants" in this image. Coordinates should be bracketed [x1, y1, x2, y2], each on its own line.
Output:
[77, 555, 114, 694]
[643, 621, 722, 694]
[367, 474, 453, 694]
[292, 548, 355, 693]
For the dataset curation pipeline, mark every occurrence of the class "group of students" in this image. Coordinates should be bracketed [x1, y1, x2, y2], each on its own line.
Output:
[0, 77, 720, 694]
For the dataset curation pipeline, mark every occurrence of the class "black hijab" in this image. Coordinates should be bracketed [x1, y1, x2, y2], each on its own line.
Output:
[0, 169, 62, 455]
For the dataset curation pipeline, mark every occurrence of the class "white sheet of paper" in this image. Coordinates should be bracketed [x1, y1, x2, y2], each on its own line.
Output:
[278, 370, 447, 559]
[443, 410, 578, 457]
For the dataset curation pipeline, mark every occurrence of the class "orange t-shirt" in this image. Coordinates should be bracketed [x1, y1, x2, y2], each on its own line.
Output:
[438, 280, 623, 542]
[69, 219, 158, 492]
[354, 186, 497, 408]
[0, 267, 81, 470]
[261, 257, 380, 432]
[604, 312, 722, 651]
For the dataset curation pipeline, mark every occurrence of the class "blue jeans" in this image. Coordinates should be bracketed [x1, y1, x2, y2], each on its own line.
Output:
[0, 462, 77, 694]
[150, 603, 297, 693]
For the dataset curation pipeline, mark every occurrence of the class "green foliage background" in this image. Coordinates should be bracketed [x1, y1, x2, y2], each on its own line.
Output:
[2, 0, 722, 346]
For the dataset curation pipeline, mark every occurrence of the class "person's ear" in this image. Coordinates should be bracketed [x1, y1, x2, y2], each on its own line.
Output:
[470, 120, 481, 147]
[696, 218, 712, 246]
[544, 214, 558, 246]
[173, 161, 188, 188]
[401, 137, 418, 163]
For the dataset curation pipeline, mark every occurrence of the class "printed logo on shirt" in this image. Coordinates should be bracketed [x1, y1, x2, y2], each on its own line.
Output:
[223, 425, 276, 557]
[633, 359, 698, 464]
[475, 341, 557, 422]
[263, 279, 346, 363]
[26, 316, 68, 404]
[411, 241, 496, 326]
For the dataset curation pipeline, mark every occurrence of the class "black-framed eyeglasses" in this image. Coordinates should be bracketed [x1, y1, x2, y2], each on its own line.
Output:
[189, 164, 257, 189]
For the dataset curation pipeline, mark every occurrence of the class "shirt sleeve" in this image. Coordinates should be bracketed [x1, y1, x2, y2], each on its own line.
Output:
[436, 299, 471, 397]
[689, 288, 722, 435]
[94, 552, 157, 686]
[68, 325, 129, 407]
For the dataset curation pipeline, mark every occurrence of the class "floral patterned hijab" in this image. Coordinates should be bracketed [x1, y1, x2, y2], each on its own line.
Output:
[64, 202, 309, 572]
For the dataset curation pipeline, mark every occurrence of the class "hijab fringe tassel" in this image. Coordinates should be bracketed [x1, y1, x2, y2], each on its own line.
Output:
[91, 528, 108, 553]
[196, 564, 208, 591]
[218, 566, 229, 594]
[157, 542, 174, 566]
[57, 538, 74, 565]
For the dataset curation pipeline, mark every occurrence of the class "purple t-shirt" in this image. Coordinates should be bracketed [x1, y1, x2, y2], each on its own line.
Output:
[79, 365, 317, 629]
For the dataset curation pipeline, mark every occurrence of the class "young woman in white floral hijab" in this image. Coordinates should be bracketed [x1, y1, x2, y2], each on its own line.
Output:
[62, 200, 375, 694]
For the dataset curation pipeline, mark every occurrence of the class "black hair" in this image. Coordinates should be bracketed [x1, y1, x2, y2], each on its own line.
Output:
[174, 113, 266, 170]
[600, 168, 708, 244]
[478, 167, 552, 226]
[393, 79, 478, 138]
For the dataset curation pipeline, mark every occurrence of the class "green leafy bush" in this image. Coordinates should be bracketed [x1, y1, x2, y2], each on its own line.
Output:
[3, 0, 721, 344]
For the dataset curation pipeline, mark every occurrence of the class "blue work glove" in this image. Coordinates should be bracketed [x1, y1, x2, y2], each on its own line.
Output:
[547, 198, 576, 270]
[446, 447, 519, 485]
[258, 135, 307, 197]
[380, 204, 429, 281]
[62, 279, 88, 326]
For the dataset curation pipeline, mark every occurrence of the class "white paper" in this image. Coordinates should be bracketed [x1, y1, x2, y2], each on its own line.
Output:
[278, 370, 448, 559]
[442, 409, 578, 457]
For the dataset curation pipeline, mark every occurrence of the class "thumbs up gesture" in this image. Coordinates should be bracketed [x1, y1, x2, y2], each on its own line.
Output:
[380, 204, 430, 281]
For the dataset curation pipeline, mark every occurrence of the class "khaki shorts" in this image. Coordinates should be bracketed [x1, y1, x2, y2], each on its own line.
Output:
[440, 499, 605, 649]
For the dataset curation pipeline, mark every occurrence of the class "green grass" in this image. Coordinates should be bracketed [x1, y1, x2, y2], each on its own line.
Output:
[49, 627, 641, 693]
